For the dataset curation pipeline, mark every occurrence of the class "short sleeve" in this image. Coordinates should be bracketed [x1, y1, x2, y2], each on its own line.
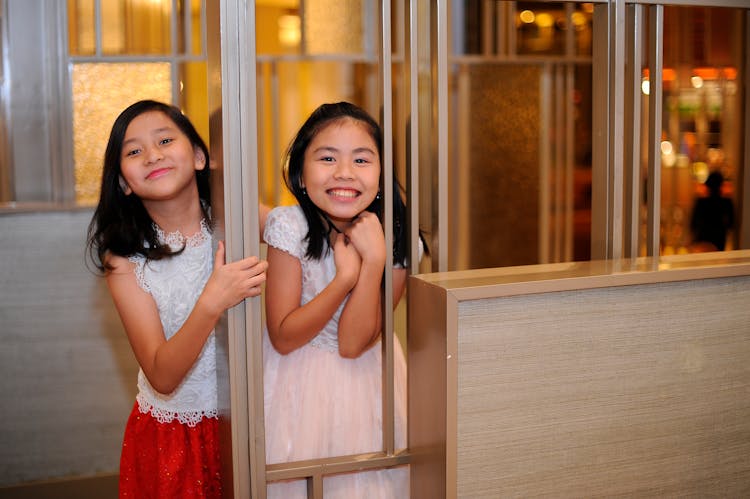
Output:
[263, 205, 307, 260]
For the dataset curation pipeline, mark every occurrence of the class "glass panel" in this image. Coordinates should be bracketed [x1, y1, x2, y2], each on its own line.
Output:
[574, 3, 594, 57]
[641, 6, 743, 255]
[178, 61, 209, 142]
[256, 59, 374, 208]
[304, 0, 364, 55]
[256, 1, 302, 56]
[175, 0, 203, 55]
[460, 1, 483, 55]
[67, 0, 95, 56]
[176, 0, 186, 54]
[457, 63, 542, 268]
[100, 0, 126, 54]
[516, 2, 567, 56]
[450, 2, 594, 269]
[256, 0, 368, 55]
[255, 6, 408, 492]
[258, 0, 364, 56]
[573, 64, 593, 261]
[101, 0, 172, 56]
[72, 62, 171, 205]
[188, 0, 203, 56]
[454, 2, 594, 58]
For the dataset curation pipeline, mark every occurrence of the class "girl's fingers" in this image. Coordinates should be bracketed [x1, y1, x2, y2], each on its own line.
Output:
[246, 270, 267, 288]
[214, 240, 226, 268]
[345, 217, 385, 261]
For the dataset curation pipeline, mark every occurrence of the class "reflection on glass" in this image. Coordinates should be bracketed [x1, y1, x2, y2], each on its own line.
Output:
[575, 3, 594, 56]
[256, 59, 371, 209]
[73, 63, 171, 205]
[257, 0, 363, 55]
[67, 0, 95, 56]
[460, 64, 542, 268]
[515, 2, 596, 56]
[278, 15, 301, 48]
[100, 0, 172, 55]
[176, 0, 203, 56]
[641, 6, 743, 256]
[178, 61, 209, 142]
[304, 0, 363, 55]
[451, 2, 594, 269]
[67, 0, 207, 206]
[68, 0, 201, 57]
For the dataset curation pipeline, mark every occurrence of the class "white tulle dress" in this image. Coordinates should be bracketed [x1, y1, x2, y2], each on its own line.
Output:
[263, 205, 408, 498]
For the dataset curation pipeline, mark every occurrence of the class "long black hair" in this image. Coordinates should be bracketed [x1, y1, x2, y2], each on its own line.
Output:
[86, 100, 211, 272]
[283, 101, 408, 264]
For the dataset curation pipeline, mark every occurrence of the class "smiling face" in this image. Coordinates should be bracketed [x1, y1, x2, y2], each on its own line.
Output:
[301, 118, 381, 230]
[119, 110, 205, 204]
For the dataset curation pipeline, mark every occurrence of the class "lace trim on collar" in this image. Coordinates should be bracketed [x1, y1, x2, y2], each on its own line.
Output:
[154, 219, 210, 250]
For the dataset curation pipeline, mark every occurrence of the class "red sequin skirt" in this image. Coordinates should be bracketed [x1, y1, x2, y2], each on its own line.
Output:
[119, 402, 222, 499]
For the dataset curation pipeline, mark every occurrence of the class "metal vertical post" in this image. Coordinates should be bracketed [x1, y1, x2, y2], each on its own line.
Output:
[625, 4, 644, 259]
[380, 0, 396, 457]
[436, 0, 448, 272]
[608, 0, 626, 261]
[207, 0, 265, 497]
[647, 5, 663, 258]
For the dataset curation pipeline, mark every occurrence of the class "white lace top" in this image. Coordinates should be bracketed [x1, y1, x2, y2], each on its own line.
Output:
[264, 206, 344, 352]
[129, 220, 217, 426]
[264, 205, 417, 352]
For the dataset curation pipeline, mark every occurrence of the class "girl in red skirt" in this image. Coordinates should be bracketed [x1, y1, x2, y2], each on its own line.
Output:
[87, 100, 268, 498]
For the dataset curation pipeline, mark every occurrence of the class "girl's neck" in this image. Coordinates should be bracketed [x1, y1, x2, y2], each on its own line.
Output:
[144, 197, 205, 237]
[319, 211, 355, 235]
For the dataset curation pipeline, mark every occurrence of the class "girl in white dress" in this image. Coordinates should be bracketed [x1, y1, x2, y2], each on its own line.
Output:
[263, 102, 410, 498]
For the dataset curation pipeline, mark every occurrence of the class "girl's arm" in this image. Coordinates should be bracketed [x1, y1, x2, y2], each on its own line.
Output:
[265, 235, 360, 355]
[392, 267, 407, 305]
[336, 214, 410, 358]
[336, 212, 389, 358]
[106, 241, 267, 394]
[259, 203, 271, 240]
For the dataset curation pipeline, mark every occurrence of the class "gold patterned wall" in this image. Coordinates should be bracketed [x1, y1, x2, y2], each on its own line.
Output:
[467, 64, 540, 268]
[304, 0, 362, 54]
[73, 63, 171, 205]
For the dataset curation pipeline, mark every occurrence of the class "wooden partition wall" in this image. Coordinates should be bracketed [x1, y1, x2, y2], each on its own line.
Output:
[408, 251, 750, 498]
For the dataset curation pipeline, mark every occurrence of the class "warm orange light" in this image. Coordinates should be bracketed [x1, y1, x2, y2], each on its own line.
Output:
[278, 14, 301, 48]
[639, 66, 741, 82]
[692, 67, 719, 80]
[642, 68, 676, 81]
[535, 13, 554, 28]
[691, 67, 738, 81]
[519, 10, 535, 24]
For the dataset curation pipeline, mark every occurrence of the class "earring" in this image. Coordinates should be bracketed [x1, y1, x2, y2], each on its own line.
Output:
[376, 191, 381, 200]
[302, 188, 307, 196]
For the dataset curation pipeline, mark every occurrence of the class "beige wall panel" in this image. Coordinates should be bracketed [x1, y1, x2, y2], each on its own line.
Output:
[0, 210, 136, 487]
[409, 254, 750, 498]
[456, 277, 750, 497]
